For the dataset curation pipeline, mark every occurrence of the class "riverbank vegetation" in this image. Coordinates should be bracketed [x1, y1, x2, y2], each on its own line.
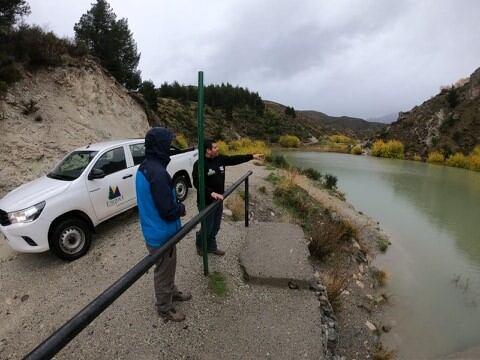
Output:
[278, 134, 301, 148]
[264, 165, 392, 358]
[427, 146, 480, 171]
[216, 137, 271, 156]
[371, 140, 405, 159]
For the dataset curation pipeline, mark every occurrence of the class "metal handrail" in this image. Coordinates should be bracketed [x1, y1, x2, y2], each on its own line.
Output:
[24, 170, 252, 360]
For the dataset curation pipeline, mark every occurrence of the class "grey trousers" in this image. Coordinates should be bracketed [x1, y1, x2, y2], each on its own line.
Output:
[146, 244, 178, 312]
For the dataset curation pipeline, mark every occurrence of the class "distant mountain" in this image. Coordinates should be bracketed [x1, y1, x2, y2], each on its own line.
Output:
[295, 109, 387, 139]
[379, 67, 480, 158]
[367, 113, 398, 124]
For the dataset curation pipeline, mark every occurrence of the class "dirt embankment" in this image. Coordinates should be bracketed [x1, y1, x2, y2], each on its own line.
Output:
[0, 58, 150, 198]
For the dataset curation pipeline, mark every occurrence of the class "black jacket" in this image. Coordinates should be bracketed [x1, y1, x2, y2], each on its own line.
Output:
[192, 154, 253, 204]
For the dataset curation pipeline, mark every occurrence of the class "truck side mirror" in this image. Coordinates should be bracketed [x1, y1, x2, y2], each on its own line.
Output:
[88, 168, 105, 180]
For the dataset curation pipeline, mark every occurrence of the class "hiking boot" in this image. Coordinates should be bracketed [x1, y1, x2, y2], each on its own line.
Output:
[173, 291, 192, 302]
[158, 308, 186, 322]
[208, 248, 226, 256]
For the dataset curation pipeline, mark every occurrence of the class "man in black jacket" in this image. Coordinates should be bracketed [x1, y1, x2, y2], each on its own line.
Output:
[192, 139, 263, 256]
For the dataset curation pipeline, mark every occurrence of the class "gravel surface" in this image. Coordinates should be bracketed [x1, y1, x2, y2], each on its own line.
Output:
[0, 162, 323, 359]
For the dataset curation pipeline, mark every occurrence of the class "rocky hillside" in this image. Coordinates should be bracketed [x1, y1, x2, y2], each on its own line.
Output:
[151, 98, 384, 144]
[0, 58, 149, 196]
[296, 110, 386, 139]
[380, 67, 480, 158]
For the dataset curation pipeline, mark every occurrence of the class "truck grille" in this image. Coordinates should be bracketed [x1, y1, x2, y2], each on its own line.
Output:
[0, 209, 10, 226]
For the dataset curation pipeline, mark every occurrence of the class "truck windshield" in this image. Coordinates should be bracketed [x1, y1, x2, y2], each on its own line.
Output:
[48, 151, 98, 181]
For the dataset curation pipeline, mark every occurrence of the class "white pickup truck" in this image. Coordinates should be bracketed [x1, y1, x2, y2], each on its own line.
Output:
[0, 139, 198, 260]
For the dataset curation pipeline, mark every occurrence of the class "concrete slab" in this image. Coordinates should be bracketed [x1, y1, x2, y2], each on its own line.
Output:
[240, 222, 313, 289]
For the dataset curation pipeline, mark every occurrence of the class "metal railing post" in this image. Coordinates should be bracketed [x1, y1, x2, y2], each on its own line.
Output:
[245, 176, 249, 227]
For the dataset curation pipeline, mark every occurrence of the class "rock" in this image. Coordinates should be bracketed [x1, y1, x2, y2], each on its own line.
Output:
[352, 239, 361, 249]
[341, 290, 350, 296]
[270, 212, 275, 217]
[356, 280, 364, 289]
[21, 294, 29, 302]
[365, 320, 377, 332]
[382, 324, 392, 333]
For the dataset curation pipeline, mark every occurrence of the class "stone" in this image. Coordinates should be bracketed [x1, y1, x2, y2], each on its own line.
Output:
[365, 320, 377, 332]
[356, 280, 364, 289]
[222, 209, 233, 217]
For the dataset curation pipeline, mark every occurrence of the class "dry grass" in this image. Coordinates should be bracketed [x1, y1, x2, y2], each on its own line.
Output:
[225, 193, 244, 221]
[308, 219, 354, 259]
[323, 271, 349, 311]
[371, 267, 388, 287]
[373, 348, 396, 360]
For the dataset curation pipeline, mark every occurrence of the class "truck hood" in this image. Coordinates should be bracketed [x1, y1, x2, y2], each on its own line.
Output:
[0, 176, 71, 212]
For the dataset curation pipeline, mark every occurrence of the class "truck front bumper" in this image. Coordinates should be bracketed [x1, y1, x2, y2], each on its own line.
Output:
[0, 218, 50, 253]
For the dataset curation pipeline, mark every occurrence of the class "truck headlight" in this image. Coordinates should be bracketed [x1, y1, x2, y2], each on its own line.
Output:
[8, 201, 46, 224]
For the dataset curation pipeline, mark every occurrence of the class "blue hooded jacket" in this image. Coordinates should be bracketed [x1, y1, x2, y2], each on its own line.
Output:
[136, 128, 185, 247]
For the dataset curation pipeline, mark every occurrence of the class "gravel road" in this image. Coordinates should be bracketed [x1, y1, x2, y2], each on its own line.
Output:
[0, 162, 322, 359]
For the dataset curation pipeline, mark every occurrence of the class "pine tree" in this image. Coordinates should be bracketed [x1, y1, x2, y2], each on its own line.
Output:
[0, 0, 30, 32]
[74, 0, 141, 89]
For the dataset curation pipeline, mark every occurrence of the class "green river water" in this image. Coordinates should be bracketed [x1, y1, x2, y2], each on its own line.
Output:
[281, 151, 480, 359]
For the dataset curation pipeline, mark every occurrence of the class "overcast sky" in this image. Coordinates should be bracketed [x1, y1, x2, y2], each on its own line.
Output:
[26, 0, 480, 119]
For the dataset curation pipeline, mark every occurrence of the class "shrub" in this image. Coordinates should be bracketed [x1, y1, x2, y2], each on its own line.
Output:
[323, 174, 338, 190]
[323, 272, 349, 312]
[468, 146, 480, 171]
[309, 220, 353, 259]
[427, 151, 445, 164]
[302, 168, 321, 181]
[258, 185, 267, 194]
[217, 138, 270, 156]
[351, 144, 362, 155]
[446, 153, 468, 168]
[270, 154, 289, 168]
[447, 86, 459, 108]
[225, 194, 244, 221]
[329, 134, 355, 144]
[13, 25, 69, 66]
[278, 134, 300, 148]
[371, 140, 404, 159]
[174, 133, 188, 149]
[378, 237, 391, 252]
[0, 81, 7, 95]
[0, 63, 23, 84]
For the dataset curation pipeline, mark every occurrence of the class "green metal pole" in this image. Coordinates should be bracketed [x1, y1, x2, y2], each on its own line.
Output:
[197, 71, 208, 276]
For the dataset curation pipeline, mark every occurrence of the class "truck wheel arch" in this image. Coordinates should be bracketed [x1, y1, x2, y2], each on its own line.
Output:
[48, 210, 95, 239]
[173, 170, 192, 188]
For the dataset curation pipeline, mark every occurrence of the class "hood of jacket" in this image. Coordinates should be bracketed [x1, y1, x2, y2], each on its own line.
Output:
[145, 127, 174, 166]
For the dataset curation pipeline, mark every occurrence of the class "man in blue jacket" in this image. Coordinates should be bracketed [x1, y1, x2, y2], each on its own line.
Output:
[136, 127, 191, 322]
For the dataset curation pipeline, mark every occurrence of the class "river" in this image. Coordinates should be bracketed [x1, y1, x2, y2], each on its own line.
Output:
[281, 151, 480, 359]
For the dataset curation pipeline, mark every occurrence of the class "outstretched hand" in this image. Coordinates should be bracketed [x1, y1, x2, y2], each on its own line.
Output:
[211, 192, 224, 201]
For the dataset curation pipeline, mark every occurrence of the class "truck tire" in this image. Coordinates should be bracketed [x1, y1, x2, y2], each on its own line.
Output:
[173, 174, 189, 202]
[49, 218, 92, 261]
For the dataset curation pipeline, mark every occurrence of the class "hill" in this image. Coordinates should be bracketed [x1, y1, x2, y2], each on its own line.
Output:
[149, 97, 385, 144]
[0, 57, 149, 196]
[379, 67, 480, 158]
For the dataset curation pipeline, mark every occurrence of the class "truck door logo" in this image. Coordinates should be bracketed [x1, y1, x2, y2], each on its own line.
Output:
[109, 186, 121, 200]
[107, 186, 124, 206]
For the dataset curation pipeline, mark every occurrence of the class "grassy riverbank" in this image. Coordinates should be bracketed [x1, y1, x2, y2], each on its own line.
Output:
[264, 158, 394, 359]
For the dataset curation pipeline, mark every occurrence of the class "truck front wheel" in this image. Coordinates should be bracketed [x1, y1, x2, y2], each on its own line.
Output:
[173, 175, 189, 202]
[49, 218, 92, 261]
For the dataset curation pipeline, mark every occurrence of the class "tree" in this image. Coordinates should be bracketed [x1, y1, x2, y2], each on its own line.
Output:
[139, 80, 157, 111]
[74, 0, 141, 89]
[0, 0, 30, 32]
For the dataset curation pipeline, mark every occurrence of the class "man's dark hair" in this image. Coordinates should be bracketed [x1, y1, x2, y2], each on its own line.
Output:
[204, 139, 215, 154]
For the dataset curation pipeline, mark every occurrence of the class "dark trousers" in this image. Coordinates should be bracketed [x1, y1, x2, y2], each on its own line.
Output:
[146, 244, 178, 312]
[196, 203, 223, 251]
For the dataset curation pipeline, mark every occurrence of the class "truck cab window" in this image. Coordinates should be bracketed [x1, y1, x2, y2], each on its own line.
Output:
[129, 143, 145, 165]
[93, 147, 127, 176]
